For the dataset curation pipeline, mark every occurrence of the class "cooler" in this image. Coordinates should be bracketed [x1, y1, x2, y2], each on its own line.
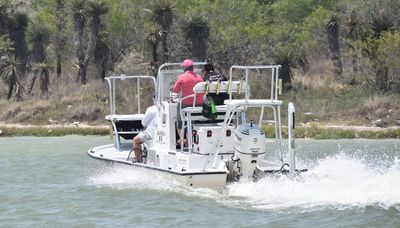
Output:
[192, 125, 235, 155]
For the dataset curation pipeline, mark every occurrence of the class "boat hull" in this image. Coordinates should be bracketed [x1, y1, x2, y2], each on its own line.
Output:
[88, 144, 228, 191]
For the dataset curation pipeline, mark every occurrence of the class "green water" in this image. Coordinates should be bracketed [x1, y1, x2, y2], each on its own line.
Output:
[1, 136, 399, 227]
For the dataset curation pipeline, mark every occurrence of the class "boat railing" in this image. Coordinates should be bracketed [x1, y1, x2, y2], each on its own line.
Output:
[105, 75, 157, 150]
[105, 75, 157, 115]
[228, 65, 281, 102]
[201, 65, 285, 169]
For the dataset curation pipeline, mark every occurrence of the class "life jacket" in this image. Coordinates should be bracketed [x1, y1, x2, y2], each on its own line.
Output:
[202, 95, 217, 119]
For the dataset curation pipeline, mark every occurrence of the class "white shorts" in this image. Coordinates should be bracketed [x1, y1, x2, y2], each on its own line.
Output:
[137, 131, 152, 142]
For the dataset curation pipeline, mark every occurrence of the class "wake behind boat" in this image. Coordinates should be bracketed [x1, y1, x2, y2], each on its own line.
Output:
[88, 63, 306, 190]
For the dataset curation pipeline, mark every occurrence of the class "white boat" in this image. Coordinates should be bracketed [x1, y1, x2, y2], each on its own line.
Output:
[88, 63, 306, 190]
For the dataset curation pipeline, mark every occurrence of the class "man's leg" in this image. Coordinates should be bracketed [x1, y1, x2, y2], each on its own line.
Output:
[133, 135, 142, 162]
[176, 104, 182, 143]
[176, 127, 188, 146]
[176, 104, 187, 145]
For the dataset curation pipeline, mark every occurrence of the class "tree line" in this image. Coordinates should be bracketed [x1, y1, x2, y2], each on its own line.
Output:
[0, 0, 399, 101]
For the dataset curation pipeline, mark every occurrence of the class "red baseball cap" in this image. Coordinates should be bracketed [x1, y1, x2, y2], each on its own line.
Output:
[181, 59, 193, 68]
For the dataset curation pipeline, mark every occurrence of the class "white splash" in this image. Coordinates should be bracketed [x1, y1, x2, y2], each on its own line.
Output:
[87, 165, 179, 192]
[225, 154, 400, 210]
[86, 154, 400, 211]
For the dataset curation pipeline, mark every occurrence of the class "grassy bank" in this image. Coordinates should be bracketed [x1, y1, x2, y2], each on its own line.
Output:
[1, 124, 399, 139]
[0, 125, 110, 137]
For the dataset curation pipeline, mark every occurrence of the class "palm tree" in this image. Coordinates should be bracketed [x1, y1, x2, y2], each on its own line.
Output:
[149, 0, 175, 63]
[359, 0, 395, 91]
[71, 0, 87, 84]
[0, 1, 9, 35]
[1, 56, 23, 100]
[182, 12, 210, 61]
[7, 11, 28, 78]
[78, 0, 109, 84]
[71, 0, 108, 84]
[55, 0, 67, 79]
[0, 1, 9, 62]
[370, 13, 393, 39]
[145, 23, 162, 75]
[35, 63, 52, 97]
[26, 22, 51, 95]
[344, 11, 358, 44]
[0, 35, 14, 81]
[326, 14, 343, 81]
[370, 13, 393, 91]
[272, 46, 297, 91]
[94, 30, 110, 80]
[343, 10, 359, 76]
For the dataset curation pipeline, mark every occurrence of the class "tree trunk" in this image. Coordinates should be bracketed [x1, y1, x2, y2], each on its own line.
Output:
[327, 19, 343, 81]
[55, 0, 66, 78]
[75, 35, 84, 83]
[73, 20, 85, 84]
[56, 54, 62, 78]
[7, 81, 13, 100]
[162, 35, 168, 63]
[352, 54, 357, 73]
[15, 83, 25, 101]
[9, 31, 28, 79]
[192, 39, 206, 61]
[101, 62, 106, 80]
[281, 64, 292, 91]
[40, 69, 49, 97]
[375, 63, 389, 91]
[151, 43, 158, 76]
[79, 63, 86, 84]
[152, 43, 158, 64]
[80, 18, 100, 84]
[27, 71, 37, 95]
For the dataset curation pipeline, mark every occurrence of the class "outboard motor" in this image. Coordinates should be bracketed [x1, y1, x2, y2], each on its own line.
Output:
[232, 121, 266, 179]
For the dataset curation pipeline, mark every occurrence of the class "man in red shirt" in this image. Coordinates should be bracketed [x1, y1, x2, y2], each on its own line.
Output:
[172, 59, 204, 144]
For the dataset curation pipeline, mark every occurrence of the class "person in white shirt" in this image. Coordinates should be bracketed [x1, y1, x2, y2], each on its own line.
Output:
[132, 104, 157, 162]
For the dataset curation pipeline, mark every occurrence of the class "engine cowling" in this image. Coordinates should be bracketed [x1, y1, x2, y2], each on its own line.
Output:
[233, 123, 266, 179]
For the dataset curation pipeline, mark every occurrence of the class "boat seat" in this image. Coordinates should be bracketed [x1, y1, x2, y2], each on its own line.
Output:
[106, 114, 144, 140]
[224, 99, 283, 107]
[191, 80, 247, 98]
[179, 80, 247, 119]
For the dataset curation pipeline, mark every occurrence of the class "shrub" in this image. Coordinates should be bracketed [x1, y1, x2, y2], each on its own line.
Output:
[359, 95, 392, 119]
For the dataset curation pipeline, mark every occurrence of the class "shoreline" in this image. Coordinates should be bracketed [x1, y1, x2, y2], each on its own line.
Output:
[0, 123, 110, 137]
[0, 123, 399, 139]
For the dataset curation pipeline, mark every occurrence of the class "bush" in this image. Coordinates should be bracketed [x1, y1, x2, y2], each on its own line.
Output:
[358, 95, 392, 119]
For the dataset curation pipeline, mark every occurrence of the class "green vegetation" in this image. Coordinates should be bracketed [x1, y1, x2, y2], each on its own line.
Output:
[0, 126, 109, 136]
[0, 0, 399, 138]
